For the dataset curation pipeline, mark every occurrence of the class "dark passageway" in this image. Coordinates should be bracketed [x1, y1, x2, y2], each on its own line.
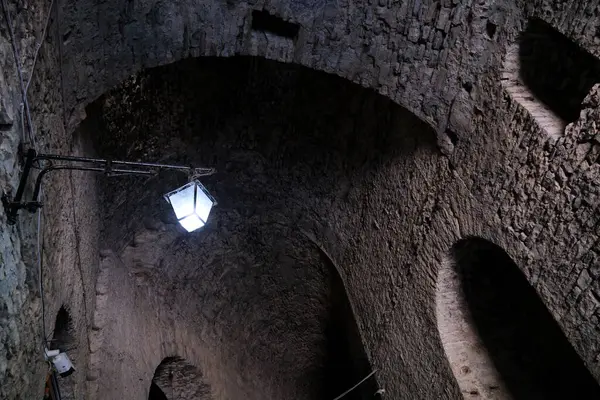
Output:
[518, 18, 600, 123]
[148, 381, 168, 400]
[149, 357, 212, 399]
[51, 307, 76, 399]
[85, 55, 431, 399]
[321, 255, 378, 400]
[452, 238, 600, 399]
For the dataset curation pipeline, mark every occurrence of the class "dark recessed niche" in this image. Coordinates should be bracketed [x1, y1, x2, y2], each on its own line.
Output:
[321, 267, 379, 399]
[486, 21, 497, 38]
[53, 306, 74, 351]
[451, 238, 600, 399]
[148, 381, 168, 400]
[518, 18, 600, 123]
[251, 10, 300, 39]
[446, 129, 459, 146]
[149, 357, 212, 399]
[51, 307, 76, 397]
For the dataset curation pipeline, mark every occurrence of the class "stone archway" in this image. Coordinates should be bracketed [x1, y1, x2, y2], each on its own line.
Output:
[149, 357, 212, 400]
[82, 54, 434, 399]
[58, 0, 496, 139]
[5, 0, 600, 399]
[436, 237, 600, 399]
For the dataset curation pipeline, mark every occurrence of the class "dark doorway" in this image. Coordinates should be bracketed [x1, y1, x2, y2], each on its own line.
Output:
[321, 256, 379, 400]
[452, 238, 600, 399]
[148, 357, 212, 399]
[148, 381, 168, 400]
[52, 306, 74, 351]
[518, 19, 600, 123]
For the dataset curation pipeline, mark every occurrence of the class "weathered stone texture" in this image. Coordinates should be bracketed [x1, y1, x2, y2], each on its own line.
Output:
[90, 219, 372, 399]
[527, 0, 600, 57]
[447, 72, 600, 386]
[2, 0, 600, 399]
[57, 0, 505, 151]
[152, 357, 213, 399]
[88, 57, 416, 398]
[0, 1, 100, 399]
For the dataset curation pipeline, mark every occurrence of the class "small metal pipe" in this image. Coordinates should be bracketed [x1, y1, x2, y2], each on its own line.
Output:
[34, 153, 107, 163]
[50, 370, 63, 400]
[35, 153, 213, 173]
[3, 149, 216, 225]
[12, 149, 36, 204]
[30, 166, 156, 203]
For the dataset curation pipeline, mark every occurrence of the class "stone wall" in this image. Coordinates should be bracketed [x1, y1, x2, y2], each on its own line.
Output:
[444, 68, 600, 382]
[527, 0, 600, 57]
[1, 0, 600, 399]
[89, 219, 374, 399]
[88, 247, 228, 399]
[437, 238, 600, 399]
[152, 357, 213, 400]
[58, 0, 504, 150]
[0, 1, 100, 399]
[0, 2, 46, 396]
[88, 56, 442, 397]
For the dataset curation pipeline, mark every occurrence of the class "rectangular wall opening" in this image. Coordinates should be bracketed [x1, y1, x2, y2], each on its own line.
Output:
[251, 10, 300, 39]
[502, 19, 600, 137]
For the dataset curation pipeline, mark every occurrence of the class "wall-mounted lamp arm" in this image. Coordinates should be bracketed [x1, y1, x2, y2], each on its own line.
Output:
[2, 149, 216, 225]
[3, 149, 37, 221]
[30, 165, 157, 205]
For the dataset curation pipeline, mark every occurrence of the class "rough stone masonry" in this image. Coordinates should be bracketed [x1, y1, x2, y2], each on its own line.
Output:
[1, 0, 600, 399]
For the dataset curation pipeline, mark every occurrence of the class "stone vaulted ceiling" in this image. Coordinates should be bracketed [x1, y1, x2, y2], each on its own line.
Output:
[2, 0, 600, 399]
[85, 56, 425, 399]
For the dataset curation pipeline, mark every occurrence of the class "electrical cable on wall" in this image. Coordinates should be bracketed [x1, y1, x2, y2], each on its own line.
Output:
[0, 0, 38, 147]
[3, 0, 59, 343]
[25, 0, 55, 94]
[1, 0, 64, 396]
[1, 0, 43, 345]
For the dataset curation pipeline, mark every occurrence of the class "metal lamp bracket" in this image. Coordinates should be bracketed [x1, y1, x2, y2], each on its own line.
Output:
[2, 149, 215, 225]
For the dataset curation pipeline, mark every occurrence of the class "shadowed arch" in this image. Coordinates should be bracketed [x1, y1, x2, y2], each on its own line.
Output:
[437, 237, 600, 399]
[518, 18, 600, 124]
[80, 54, 425, 398]
[149, 357, 212, 400]
[52, 306, 75, 351]
[318, 246, 380, 400]
[85, 55, 438, 252]
[59, 0, 450, 136]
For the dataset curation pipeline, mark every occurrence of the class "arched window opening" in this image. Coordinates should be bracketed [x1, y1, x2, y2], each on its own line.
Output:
[518, 19, 600, 123]
[149, 357, 212, 400]
[52, 307, 74, 351]
[502, 19, 600, 137]
[437, 238, 600, 399]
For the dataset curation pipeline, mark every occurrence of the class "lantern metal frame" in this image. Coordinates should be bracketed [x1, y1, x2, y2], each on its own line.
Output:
[2, 148, 216, 225]
[163, 179, 218, 231]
